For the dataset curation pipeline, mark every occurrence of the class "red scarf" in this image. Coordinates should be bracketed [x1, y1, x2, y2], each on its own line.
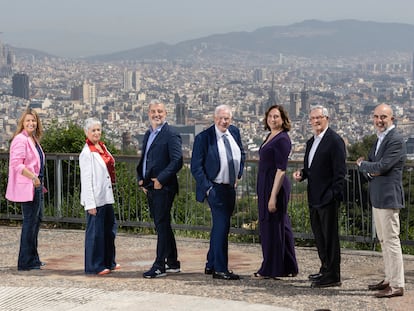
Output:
[86, 138, 116, 183]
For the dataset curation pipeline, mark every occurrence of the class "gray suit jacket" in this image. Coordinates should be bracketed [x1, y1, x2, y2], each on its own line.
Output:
[359, 128, 406, 209]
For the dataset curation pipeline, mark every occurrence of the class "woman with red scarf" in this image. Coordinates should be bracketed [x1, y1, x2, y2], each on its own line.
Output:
[79, 117, 119, 275]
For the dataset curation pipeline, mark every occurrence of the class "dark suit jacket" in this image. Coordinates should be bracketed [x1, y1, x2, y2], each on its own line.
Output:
[301, 127, 346, 208]
[136, 122, 183, 194]
[191, 124, 245, 202]
[359, 128, 406, 209]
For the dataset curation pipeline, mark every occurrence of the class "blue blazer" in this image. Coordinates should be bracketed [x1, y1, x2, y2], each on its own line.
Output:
[301, 127, 346, 208]
[191, 124, 245, 202]
[137, 123, 183, 194]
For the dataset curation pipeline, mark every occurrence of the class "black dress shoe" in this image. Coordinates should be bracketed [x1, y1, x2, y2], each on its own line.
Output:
[204, 267, 214, 275]
[311, 279, 342, 288]
[213, 271, 240, 280]
[18, 266, 41, 271]
[308, 273, 323, 281]
[368, 280, 390, 291]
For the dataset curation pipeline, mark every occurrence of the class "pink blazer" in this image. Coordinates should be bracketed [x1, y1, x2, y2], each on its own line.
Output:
[5, 130, 45, 202]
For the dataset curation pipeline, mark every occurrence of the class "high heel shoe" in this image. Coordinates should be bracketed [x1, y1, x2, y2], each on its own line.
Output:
[253, 272, 270, 279]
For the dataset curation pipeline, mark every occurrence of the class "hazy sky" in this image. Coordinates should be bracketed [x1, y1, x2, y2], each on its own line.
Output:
[1, 0, 414, 58]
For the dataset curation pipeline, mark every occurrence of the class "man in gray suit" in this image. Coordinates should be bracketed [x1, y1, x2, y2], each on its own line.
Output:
[357, 103, 406, 298]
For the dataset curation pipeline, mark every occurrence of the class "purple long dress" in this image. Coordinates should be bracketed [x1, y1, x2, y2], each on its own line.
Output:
[256, 131, 298, 278]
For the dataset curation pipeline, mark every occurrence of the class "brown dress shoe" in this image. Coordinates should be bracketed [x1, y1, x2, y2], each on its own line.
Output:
[375, 286, 404, 298]
[368, 280, 390, 291]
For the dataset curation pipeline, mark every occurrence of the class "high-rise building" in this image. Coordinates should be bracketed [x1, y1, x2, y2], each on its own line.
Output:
[133, 70, 141, 91]
[123, 70, 141, 91]
[253, 68, 263, 83]
[82, 81, 96, 106]
[70, 84, 83, 100]
[300, 84, 309, 115]
[174, 93, 187, 125]
[12, 73, 30, 100]
[262, 73, 277, 115]
[0, 39, 13, 77]
[289, 91, 300, 119]
[123, 69, 133, 91]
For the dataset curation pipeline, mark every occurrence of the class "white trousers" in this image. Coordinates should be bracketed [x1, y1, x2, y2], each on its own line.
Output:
[372, 207, 405, 288]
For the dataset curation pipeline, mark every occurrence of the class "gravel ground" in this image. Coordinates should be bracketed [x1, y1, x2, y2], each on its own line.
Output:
[0, 225, 413, 311]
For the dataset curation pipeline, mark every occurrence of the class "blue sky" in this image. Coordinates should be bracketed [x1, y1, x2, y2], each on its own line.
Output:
[1, 0, 414, 57]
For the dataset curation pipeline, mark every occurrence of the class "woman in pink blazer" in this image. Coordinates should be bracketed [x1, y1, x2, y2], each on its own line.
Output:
[6, 108, 46, 271]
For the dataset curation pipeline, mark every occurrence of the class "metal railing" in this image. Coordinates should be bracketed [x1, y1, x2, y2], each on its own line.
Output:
[0, 153, 413, 248]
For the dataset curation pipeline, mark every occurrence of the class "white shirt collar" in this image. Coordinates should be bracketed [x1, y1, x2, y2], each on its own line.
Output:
[377, 124, 395, 139]
[314, 126, 328, 140]
[214, 125, 230, 139]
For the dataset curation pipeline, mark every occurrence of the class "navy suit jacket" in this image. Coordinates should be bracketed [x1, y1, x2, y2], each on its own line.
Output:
[301, 127, 346, 208]
[136, 122, 183, 194]
[191, 124, 245, 202]
[359, 128, 406, 209]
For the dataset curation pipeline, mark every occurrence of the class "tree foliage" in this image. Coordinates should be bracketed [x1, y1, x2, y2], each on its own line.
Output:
[347, 134, 376, 161]
[41, 120, 118, 154]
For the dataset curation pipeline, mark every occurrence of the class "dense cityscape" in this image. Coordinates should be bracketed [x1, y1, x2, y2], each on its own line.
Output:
[1, 37, 414, 160]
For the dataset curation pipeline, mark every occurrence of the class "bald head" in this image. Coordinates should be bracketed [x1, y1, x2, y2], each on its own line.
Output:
[373, 104, 394, 133]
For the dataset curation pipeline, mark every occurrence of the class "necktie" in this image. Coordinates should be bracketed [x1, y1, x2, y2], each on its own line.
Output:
[222, 134, 235, 185]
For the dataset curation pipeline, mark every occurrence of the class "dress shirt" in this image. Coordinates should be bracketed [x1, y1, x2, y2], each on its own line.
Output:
[214, 126, 241, 184]
[142, 123, 165, 177]
[375, 124, 395, 155]
[308, 127, 328, 168]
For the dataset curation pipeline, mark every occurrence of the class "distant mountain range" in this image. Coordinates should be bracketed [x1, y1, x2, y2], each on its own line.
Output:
[10, 20, 414, 62]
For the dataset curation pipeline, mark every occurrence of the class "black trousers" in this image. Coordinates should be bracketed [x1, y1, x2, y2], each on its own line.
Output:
[309, 200, 341, 282]
[147, 188, 178, 270]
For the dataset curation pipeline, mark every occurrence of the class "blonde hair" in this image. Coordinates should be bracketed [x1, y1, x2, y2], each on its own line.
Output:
[13, 108, 43, 140]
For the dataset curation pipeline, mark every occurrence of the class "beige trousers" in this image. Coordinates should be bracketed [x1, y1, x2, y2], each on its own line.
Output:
[372, 207, 405, 288]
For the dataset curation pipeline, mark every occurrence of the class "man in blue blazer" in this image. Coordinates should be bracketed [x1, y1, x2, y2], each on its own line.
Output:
[137, 99, 183, 278]
[357, 103, 406, 298]
[191, 104, 245, 280]
[293, 105, 346, 288]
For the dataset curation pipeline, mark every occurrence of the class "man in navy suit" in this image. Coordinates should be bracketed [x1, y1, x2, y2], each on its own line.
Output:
[357, 104, 405, 298]
[191, 104, 245, 280]
[293, 105, 346, 288]
[137, 99, 183, 278]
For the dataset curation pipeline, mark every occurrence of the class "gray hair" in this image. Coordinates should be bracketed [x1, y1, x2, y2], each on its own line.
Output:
[214, 104, 233, 118]
[310, 105, 329, 118]
[83, 117, 101, 132]
[149, 99, 163, 107]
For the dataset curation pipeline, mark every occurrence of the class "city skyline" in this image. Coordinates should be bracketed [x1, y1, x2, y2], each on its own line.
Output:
[1, 0, 414, 58]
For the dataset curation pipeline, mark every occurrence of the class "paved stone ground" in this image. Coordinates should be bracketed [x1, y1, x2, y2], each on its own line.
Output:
[0, 226, 413, 311]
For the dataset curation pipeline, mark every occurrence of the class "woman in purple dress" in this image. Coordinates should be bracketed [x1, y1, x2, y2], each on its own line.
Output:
[254, 105, 298, 279]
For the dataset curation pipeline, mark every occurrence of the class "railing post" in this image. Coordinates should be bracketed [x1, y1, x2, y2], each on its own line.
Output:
[55, 156, 62, 218]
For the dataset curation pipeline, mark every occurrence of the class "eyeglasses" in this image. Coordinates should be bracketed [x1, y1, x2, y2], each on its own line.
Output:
[309, 115, 326, 121]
